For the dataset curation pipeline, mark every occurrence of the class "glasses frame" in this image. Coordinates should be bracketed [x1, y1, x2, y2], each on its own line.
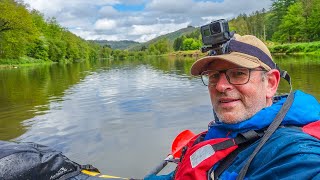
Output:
[200, 67, 267, 86]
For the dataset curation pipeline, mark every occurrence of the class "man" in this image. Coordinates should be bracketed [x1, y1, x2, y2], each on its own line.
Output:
[146, 34, 320, 179]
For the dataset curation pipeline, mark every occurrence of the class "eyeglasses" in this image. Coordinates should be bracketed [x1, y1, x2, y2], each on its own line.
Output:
[201, 67, 267, 86]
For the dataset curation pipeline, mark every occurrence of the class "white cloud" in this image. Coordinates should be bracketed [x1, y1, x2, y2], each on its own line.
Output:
[71, 29, 122, 41]
[99, 6, 119, 17]
[24, 0, 62, 17]
[136, 34, 158, 42]
[118, 0, 147, 5]
[190, 0, 271, 17]
[22, 0, 272, 42]
[94, 19, 117, 30]
[146, 0, 193, 13]
[130, 22, 190, 36]
[130, 22, 190, 42]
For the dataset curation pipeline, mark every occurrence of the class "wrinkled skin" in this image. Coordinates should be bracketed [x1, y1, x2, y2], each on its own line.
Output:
[207, 61, 280, 124]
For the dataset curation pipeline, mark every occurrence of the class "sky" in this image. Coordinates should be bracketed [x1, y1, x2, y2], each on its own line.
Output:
[22, 0, 272, 42]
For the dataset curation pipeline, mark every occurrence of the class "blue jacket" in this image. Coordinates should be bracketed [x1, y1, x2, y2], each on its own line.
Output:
[146, 90, 320, 179]
[206, 90, 320, 179]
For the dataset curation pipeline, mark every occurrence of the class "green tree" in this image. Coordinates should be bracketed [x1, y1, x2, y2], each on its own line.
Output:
[112, 49, 124, 59]
[148, 44, 159, 55]
[0, 0, 103, 63]
[48, 39, 67, 62]
[173, 36, 184, 51]
[46, 18, 64, 40]
[306, 0, 320, 41]
[140, 45, 147, 51]
[273, 0, 320, 42]
[155, 39, 171, 54]
[186, 29, 201, 39]
[182, 38, 201, 50]
[274, 2, 305, 42]
[229, 14, 250, 35]
[100, 46, 112, 59]
[27, 38, 49, 60]
[229, 10, 268, 40]
[148, 39, 170, 54]
[30, 10, 47, 34]
[265, 12, 277, 40]
[270, 0, 297, 41]
[63, 32, 80, 62]
[0, 0, 38, 58]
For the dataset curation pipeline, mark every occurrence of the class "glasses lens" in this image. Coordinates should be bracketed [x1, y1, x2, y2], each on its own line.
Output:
[226, 68, 250, 85]
[201, 72, 209, 86]
[201, 68, 251, 86]
[201, 70, 219, 86]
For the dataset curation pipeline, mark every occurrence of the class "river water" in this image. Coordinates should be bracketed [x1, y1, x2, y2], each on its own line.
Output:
[0, 55, 319, 178]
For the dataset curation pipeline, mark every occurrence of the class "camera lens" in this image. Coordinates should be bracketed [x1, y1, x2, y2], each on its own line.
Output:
[203, 29, 210, 37]
[210, 22, 221, 34]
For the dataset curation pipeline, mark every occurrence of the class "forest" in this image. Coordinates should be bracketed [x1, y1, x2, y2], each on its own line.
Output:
[172, 0, 320, 54]
[0, 0, 115, 64]
[1, 0, 320, 65]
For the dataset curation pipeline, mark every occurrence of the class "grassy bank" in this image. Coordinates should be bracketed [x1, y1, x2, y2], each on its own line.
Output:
[167, 41, 320, 57]
[269, 41, 320, 55]
[167, 50, 206, 58]
[0, 57, 53, 68]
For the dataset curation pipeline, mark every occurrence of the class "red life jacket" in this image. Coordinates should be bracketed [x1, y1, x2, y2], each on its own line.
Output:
[174, 120, 320, 180]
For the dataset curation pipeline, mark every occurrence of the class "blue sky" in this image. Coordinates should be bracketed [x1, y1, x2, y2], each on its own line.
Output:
[23, 0, 272, 42]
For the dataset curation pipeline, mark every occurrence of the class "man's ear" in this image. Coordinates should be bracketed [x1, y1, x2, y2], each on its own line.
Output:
[266, 69, 281, 99]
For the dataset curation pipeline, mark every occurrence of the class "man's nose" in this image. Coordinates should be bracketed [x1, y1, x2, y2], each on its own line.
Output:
[214, 73, 233, 92]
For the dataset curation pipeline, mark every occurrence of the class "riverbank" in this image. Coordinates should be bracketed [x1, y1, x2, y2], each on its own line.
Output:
[269, 41, 320, 55]
[166, 41, 320, 57]
[0, 57, 54, 68]
[167, 50, 205, 58]
[2, 41, 320, 67]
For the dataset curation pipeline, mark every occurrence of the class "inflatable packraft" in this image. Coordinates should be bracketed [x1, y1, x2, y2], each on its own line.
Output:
[0, 141, 131, 180]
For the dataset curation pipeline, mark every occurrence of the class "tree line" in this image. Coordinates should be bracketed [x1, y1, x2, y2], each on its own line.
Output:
[229, 0, 320, 43]
[147, 0, 320, 55]
[0, 0, 115, 64]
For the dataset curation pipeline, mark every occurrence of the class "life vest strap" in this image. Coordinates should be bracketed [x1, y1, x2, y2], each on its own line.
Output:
[210, 130, 264, 152]
[237, 91, 295, 180]
[210, 141, 253, 180]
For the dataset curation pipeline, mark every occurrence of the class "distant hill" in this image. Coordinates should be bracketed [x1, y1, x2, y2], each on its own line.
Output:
[92, 40, 140, 50]
[128, 26, 198, 51]
[91, 26, 198, 51]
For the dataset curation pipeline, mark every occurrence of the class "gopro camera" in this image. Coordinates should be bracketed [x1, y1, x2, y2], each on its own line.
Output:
[200, 19, 234, 54]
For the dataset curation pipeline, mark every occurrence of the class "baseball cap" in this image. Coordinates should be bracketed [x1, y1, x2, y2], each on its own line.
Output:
[190, 34, 276, 75]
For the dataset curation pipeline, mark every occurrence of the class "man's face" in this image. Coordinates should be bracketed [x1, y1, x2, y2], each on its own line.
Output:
[207, 60, 269, 124]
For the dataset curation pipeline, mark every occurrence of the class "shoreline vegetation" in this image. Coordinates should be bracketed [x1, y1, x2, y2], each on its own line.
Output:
[269, 41, 320, 55]
[2, 41, 320, 67]
[0, 41, 320, 68]
[0, 57, 53, 68]
[167, 41, 320, 58]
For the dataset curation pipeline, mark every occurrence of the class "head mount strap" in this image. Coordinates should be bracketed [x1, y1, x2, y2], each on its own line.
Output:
[227, 40, 276, 69]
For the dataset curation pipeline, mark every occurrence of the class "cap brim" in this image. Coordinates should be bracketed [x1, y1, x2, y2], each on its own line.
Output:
[190, 52, 261, 75]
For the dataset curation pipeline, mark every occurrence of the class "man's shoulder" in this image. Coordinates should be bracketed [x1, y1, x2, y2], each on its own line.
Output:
[218, 121, 320, 179]
[230, 124, 320, 164]
[265, 125, 320, 149]
[272, 125, 320, 142]
[226, 125, 320, 179]
[257, 125, 320, 159]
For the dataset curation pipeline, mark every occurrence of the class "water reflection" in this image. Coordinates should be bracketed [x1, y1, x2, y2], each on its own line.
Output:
[0, 55, 319, 177]
[275, 54, 320, 98]
[0, 63, 95, 140]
